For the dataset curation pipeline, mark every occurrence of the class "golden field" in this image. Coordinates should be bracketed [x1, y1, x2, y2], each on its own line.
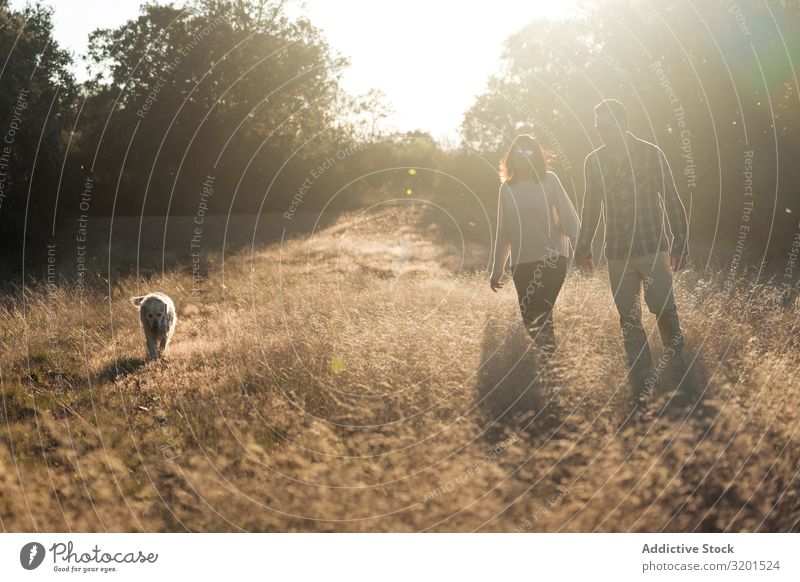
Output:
[1, 206, 798, 532]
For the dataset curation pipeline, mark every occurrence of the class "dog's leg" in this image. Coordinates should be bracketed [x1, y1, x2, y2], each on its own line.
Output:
[165, 313, 176, 352]
[146, 330, 159, 361]
[164, 324, 175, 351]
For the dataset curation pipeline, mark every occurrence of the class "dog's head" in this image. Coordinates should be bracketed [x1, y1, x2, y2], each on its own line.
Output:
[131, 295, 169, 334]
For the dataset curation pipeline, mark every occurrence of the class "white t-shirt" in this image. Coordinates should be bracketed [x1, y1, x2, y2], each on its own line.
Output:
[491, 171, 580, 281]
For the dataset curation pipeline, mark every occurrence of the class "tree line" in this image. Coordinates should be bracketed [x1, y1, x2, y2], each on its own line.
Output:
[0, 0, 797, 279]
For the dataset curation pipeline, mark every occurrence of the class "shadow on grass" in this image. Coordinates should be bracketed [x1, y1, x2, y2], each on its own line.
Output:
[43, 212, 344, 283]
[655, 346, 718, 422]
[620, 344, 719, 431]
[475, 312, 566, 442]
[100, 356, 147, 382]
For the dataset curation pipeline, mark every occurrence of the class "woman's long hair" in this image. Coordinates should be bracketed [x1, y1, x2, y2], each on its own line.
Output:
[498, 134, 552, 184]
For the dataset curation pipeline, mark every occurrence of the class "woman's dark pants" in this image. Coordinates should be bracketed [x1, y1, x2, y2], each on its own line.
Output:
[511, 255, 568, 349]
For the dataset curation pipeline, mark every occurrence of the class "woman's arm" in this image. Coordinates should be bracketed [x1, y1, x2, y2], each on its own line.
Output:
[550, 171, 581, 250]
[574, 154, 601, 262]
[491, 185, 510, 281]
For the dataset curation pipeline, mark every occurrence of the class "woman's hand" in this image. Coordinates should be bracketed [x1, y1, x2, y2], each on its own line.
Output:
[576, 257, 595, 272]
[490, 277, 503, 292]
[670, 252, 688, 272]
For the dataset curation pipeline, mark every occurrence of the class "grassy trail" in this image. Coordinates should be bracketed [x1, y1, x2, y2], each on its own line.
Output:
[1, 206, 799, 532]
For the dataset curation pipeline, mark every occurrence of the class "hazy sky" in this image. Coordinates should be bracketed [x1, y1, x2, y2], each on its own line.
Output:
[9, 0, 575, 143]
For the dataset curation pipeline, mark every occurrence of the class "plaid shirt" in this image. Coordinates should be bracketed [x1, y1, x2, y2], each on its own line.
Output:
[575, 132, 689, 261]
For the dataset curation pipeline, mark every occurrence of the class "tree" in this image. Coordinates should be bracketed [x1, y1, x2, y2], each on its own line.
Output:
[71, 0, 359, 217]
[459, 0, 800, 265]
[0, 0, 75, 271]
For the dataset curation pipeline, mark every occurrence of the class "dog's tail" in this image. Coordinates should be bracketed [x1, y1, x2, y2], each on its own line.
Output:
[130, 296, 145, 306]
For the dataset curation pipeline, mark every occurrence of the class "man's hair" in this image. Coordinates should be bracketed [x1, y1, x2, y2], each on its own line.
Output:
[594, 99, 628, 126]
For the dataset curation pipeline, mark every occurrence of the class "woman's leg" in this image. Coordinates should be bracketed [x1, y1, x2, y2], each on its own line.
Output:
[511, 256, 567, 346]
[511, 261, 545, 337]
[533, 255, 568, 348]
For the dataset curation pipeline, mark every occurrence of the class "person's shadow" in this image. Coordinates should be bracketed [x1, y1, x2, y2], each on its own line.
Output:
[621, 342, 718, 430]
[655, 347, 717, 421]
[475, 311, 566, 441]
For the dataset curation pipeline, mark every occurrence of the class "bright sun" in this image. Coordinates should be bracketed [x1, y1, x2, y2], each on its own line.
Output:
[295, 0, 578, 143]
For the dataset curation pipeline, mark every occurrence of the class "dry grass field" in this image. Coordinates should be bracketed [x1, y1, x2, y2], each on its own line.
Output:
[1, 205, 799, 532]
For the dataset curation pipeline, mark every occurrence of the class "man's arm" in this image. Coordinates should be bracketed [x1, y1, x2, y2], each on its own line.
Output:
[574, 154, 602, 262]
[658, 148, 689, 257]
[491, 185, 510, 281]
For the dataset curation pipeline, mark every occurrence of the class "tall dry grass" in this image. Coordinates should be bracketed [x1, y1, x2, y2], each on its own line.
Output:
[1, 206, 799, 532]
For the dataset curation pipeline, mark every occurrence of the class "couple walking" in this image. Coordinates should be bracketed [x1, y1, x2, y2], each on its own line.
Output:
[490, 99, 690, 398]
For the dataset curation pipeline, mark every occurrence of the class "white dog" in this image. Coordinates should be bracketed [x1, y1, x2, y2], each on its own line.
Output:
[130, 292, 177, 361]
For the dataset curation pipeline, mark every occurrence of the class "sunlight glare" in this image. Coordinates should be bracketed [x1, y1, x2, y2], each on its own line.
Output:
[290, 0, 578, 142]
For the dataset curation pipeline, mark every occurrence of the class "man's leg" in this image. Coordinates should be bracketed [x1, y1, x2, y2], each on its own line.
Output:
[607, 257, 654, 389]
[639, 251, 685, 352]
[639, 251, 687, 388]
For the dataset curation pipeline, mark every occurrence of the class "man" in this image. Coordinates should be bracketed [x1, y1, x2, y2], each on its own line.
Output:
[575, 99, 689, 400]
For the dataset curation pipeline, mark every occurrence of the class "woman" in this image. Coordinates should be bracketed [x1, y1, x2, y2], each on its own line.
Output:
[490, 134, 580, 348]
